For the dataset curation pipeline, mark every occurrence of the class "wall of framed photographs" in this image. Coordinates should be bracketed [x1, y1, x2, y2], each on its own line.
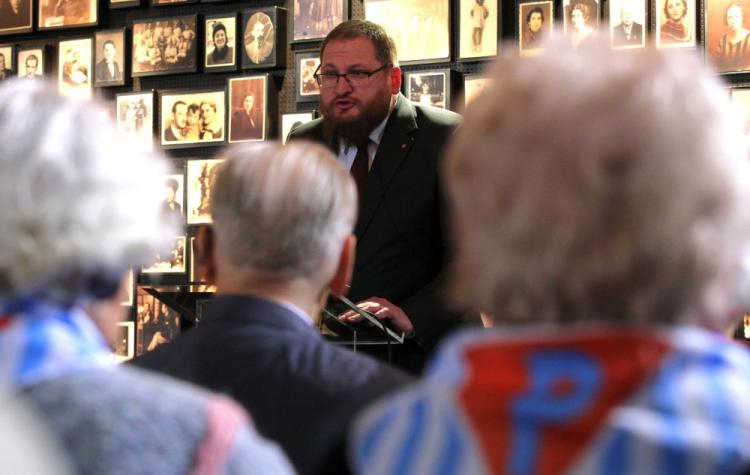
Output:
[4, 0, 750, 356]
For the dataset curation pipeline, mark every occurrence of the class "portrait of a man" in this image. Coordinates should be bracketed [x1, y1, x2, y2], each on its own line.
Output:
[243, 11, 274, 66]
[0, 0, 32, 33]
[94, 31, 124, 85]
[18, 50, 42, 79]
[610, 0, 645, 48]
[0, 49, 13, 81]
[519, 1, 553, 55]
[229, 76, 265, 143]
[205, 18, 235, 68]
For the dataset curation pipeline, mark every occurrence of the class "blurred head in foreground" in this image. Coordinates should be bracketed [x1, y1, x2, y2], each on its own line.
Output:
[0, 80, 174, 332]
[445, 38, 750, 331]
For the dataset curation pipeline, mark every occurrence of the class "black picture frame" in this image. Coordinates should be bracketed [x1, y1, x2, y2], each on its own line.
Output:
[38, 0, 98, 31]
[94, 28, 127, 87]
[132, 15, 199, 78]
[456, 0, 500, 61]
[115, 90, 155, 152]
[0, 0, 33, 35]
[0, 44, 16, 81]
[228, 74, 272, 143]
[403, 68, 461, 111]
[240, 6, 287, 69]
[295, 50, 320, 103]
[17, 46, 49, 79]
[204, 13, 237, 73]
[292, 0, 348, 42]
[159, 88, 227, 149]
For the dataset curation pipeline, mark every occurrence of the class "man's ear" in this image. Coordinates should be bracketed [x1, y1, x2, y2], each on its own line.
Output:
[328, 234, 356, 297]
[390, 66, 402, 95]
[195, 224, 217, 284]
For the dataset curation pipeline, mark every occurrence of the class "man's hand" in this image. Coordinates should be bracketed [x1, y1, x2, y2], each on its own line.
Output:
[338, 297, 414, 335]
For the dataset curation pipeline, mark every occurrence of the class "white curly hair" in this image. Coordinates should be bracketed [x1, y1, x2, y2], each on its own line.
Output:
[0, 80, 176, 304]
[444, 37, 750, 331]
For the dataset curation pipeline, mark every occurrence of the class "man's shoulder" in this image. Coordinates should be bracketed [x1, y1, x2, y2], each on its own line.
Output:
[287, 116, 325, 141]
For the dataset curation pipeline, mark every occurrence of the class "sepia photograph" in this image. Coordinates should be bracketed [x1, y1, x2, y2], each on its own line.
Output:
[706, 0, 750, 72]
[120, 269, 134, 306]
[111, 321, 135, 362]
[0, 0, 33, 35]
[0, 44, 15, 81]
[463, 74, 491, 110]
[142, 236, 186, 273]
[563, 0, 600, 47]
[518, 1, 553, 55]
[162, 173, 185, 224]
[94, 29, 126, 87]
[160, 89, 226, 148]
[190, 233, 211, 283]
[38, 0, 97, 30]
[293, 0, 346, 41]
[228, 75, 266, 143]
[152, 0, 195, 6]
[281, 111, 315, 144]
[609, 0, 646, 49]
[405, 71, 448, 109]
[17, 47, 45, 79]
[187, 159, 223, 225]
[365, 0, 450, 64]
[731, 87, 750, 148]
[116, 90, 154, 152]
[58, 38, 92, 100]
[110, 0, 139, 8]
[458, 0, 498, 60]
[205, 14, 236, 72]
[135, 288, 181, 355]
[132, 16, 198, 77]
[656, 0, 696, 48]
[296, 51, 320, 102]
[241, 7, 286, 68]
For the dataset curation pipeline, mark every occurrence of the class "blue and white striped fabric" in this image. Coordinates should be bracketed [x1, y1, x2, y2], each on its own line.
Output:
[351, 326, 750, 475]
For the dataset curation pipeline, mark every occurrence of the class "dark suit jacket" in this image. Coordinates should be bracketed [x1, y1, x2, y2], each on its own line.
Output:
[94, 60, 121, 82]
[133, 294, 411, 475]
[612, 22, 643, 46]
[288, 94, 465, 355]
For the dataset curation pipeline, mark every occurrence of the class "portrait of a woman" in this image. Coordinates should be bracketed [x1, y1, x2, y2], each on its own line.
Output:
[659, 0, 693, 46]
[568, 2, 597, 46]
[714, 2, 750, 71]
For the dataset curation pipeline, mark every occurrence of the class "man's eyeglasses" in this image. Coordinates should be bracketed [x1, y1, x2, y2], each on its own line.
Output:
[313, 64, 392, 88]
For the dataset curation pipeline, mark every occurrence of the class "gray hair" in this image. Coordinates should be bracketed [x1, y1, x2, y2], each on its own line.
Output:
[211, 141, 356, 282]
[0, 80, 176, 304]
[444, 38, 750, 331]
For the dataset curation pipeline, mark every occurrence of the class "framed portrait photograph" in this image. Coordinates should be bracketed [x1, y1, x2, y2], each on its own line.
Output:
[463, 74, 491, 110]
[38, 0, 97, 30]
[281, 111, 315, 144]
[17, 47, 46, 79]
[731, 87, 750, 148]
[160, 89, 226, 149]
[404, 69, 456, 110]
[186, 158, 224, 225]
[705, 0, 750, 72]
[295, 51, 321, 102]
[142, 236, 186, 274]
[0, 44, 15, 81]
[241, 7, 287, 69]
[205, 14, 237, 72]
[116, 90, 154, 152]
[228, 75, 268, 143]
[94, 29, 126, 87]
[58, 38, 92, 100]
[293, 0, 347, 42]
[162, 173, 185, 224]
[365, 0, 450, 65]
[111, 321, 135, 362]
[518, 1, 554, 55]
[135, 288, 181, 356]
[609, 0, 646, 49]
[656, 0, 696, 48]
[0, 0, 33, 35]
[563, 0, 600, 47]
[132, 16, 198, 78]
[457, 0, 499, 60]
[190, 234, 210, 283]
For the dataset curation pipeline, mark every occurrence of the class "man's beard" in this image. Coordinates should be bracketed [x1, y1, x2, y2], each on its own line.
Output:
[321, 93, 392, 145]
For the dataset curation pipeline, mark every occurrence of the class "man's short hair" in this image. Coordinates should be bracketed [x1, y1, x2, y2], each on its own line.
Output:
[210, 142, 357, 282]
[443, 37, 750, 331]
[171, 100, 186, 114]
[26, 54, 38, 66]
[165, 177, 179, 193]
[103, 40, 115, 50]
[320, 20, 398, 66]
[527, 6, 545, 23]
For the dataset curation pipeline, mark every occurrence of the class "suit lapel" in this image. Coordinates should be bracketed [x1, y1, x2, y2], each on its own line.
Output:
[355, 95, 418, 238]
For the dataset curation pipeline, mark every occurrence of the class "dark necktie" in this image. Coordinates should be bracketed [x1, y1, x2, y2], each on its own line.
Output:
[350, 140, 370, 201]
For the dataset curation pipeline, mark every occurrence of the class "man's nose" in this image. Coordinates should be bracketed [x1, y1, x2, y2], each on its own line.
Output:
[334, 75, 353, 94]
